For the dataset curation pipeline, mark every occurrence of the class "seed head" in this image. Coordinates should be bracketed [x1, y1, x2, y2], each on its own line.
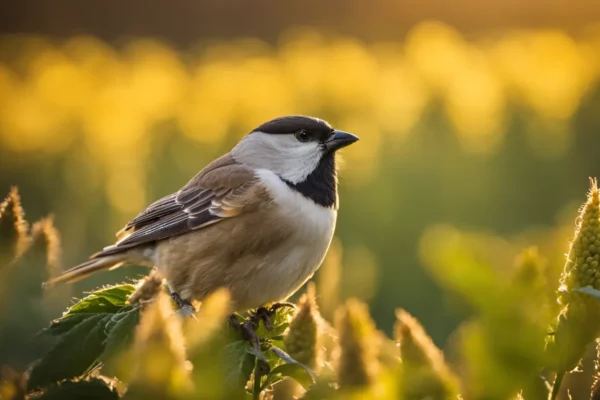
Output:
[333, 298, 380, 389]
[127, 292, 190, 398]
[283, 283, 323, 371]
[395, 309, 459, 400]
[550, 178, 600, 371]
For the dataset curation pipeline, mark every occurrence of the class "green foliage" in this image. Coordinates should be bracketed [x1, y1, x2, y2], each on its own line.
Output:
[221, 340, 256, 387]
[261, 363, 314, 391]
[28, 313, 109, 390]
[8, 181, 600, 399]
[30, 378, 119, 400]
[28, 284, 139, 390]
[267, 346, 316, 389]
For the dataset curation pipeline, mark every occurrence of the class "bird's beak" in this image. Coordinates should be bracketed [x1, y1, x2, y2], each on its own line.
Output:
[324, 130, 360, 152]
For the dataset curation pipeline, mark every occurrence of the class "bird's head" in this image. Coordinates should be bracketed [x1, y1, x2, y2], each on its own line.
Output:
[231, 115, 359, 184]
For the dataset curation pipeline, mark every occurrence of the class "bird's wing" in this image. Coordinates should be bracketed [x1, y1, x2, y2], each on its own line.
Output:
[99, 153, 262, 256]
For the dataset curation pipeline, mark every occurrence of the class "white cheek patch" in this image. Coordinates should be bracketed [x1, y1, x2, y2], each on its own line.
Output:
[232, 132, 322, 184]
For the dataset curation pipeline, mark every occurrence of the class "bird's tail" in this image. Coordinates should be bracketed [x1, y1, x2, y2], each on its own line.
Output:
[43, 254, 127, 288]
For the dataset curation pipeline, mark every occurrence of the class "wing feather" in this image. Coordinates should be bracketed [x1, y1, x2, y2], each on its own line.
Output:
[99, 154, 259, 256]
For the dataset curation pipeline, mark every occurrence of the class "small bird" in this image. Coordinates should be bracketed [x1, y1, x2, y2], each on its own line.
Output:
[45, 115, 358, 315]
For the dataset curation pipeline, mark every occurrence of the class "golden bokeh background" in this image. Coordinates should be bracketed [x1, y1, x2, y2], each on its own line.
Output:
[2, 4, 600, 390]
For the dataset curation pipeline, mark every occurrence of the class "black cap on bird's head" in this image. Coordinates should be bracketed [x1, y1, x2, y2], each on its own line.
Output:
[234, 115, 359, 207]
[251, 115, 359, 152]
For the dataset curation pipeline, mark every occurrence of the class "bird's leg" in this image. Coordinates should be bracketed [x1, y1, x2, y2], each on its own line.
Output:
[170, 291, 190, 307]
[241, 317, 261, 348]
[251, 303, 297, 332]
[169, 291, 197, 319]
[227, 313, 261, 347]
[229, 303, 297, 347]
[268, 302, 296, 313]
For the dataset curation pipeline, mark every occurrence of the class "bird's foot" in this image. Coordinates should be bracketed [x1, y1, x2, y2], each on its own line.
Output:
[254, 302, 296, 330]
[268, 302, 296, 313]
[228, 303, 296, 347]
[227, 313, 260, 347]
[248, 302, 296, 333]
[170, 292, 197, 320]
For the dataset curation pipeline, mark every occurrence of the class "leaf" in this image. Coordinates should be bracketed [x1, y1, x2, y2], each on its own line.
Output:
[66, 296, 125, 315]
[29, 314, 111, 390]
[42, 284, 137, 340]
[221, 341, 256, 386]
[101, 308, 141, 362]
[64, 284, 136, 316]
[261, 363, 315, 391]
[44, 314, 91, 336]
[247, 344, 269, 365]
[270, 345, 316, 388]
[269, 322, 290, 338]
[91, 284, 136, 305]
[576, 286, 600, 299]
[30, 378, 119, 400]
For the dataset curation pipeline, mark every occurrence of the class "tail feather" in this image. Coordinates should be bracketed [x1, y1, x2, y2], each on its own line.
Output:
[43, 255, 126, 288]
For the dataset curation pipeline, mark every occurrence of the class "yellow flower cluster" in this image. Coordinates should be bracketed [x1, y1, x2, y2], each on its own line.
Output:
[1, 23, 598, 216]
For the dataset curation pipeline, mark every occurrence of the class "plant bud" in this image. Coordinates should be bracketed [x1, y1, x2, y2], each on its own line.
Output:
[395, 309, 459, 400]
[549, 178, 600, 372]
[333, 298, 380, 390]
[128, 268, 163, 305]
[283, 283, 323, 372]
[125, 292, 190, 399]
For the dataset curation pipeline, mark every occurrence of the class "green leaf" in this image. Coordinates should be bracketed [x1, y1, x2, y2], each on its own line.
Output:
[29, 314, 111, 390]
[30, 378, 119, 400]
[247, 344, 269, 365]
[66, 296, 124, 315]
[64, 284, 136, 316]
[42, 284, 137, 339]
[261, 363, 315, 391]
[269, 345, 316, 389]
[91, 284, 136, 305]
[576, 286, 600, 299]
[101, 308, 141, 362]
[222, 341, 256, 387]
[44, 314, 91, 336]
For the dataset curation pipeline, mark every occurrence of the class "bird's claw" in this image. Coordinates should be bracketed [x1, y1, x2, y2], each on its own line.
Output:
[170, 292, 197, 320]
[227, 303, 295, 347]
[174, 304, 198, 320]
[251, 302, 297, 332]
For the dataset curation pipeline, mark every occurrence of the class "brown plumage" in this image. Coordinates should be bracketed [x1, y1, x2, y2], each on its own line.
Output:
[45, 153, 259, 278]
[44, 115, 357, 311]
[44, 153, 333, 310]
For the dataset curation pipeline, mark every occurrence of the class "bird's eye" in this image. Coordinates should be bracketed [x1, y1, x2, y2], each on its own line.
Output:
[294, 130, 311, 142]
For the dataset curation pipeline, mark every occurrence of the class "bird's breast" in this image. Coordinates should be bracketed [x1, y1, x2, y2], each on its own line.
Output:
[156, 169, 338, 310]
[255, 168, 337, 240]
[237, 169, 337, 305]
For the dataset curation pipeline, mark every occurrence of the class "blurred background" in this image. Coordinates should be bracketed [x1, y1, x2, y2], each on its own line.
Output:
[1, 0, 600, 379]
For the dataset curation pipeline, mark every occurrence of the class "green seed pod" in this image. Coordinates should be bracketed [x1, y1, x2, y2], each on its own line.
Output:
[394, 309, 459, 400]
[333, 298, 380, 390]
[549, 178, 600, 372]
[283, 283, 323, 372]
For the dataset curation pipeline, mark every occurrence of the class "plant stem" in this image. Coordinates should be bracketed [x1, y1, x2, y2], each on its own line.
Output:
[253, 360, 262, 400]
[549, 371, 565, 400]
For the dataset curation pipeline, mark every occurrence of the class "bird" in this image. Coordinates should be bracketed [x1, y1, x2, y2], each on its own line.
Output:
[44, 115, 359, 317]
